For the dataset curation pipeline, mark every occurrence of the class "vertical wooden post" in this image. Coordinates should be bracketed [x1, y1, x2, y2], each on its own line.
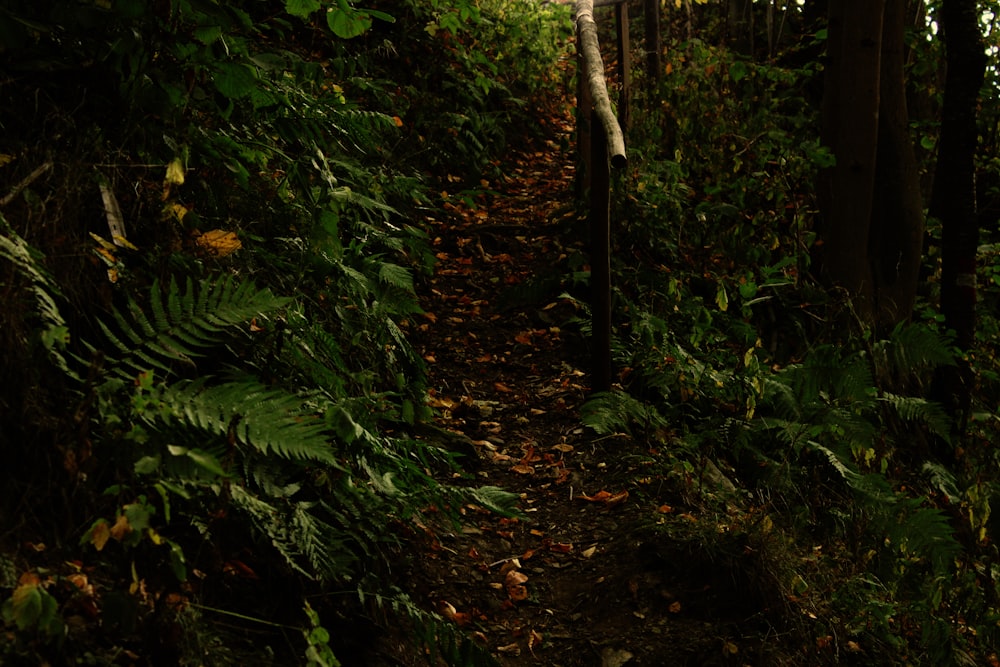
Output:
[644, 0, 661, 83]
[590, 109, 613, 393]
[577, 41, 594, 198]
[615, 1, 631, 130]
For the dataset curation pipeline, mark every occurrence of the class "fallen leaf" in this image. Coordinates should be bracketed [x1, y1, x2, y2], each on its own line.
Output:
[196, 229, 242, 256]
[496, 642, 521, 655]
[582, 545, 597, 558]
[668, 601, 682, 613]
[552, 443, 574, 452]
[507, 585, 529, 601]
[494, 382, 514, 393]
[510, 464, 534, 475]
[505, 570, 529, 587]
[528, 629, 543, 650]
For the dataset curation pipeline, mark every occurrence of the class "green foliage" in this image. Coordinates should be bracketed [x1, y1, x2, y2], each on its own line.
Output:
[0, 0, 575, 660]
[303, 602, 342, 667]
[0, 215, 74, 378]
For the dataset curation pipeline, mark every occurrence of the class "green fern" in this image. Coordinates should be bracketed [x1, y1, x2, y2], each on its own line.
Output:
[873, 322, 956, 381]
[880, 393, 953, 443]
[157, 378, 337, 464]
[0, 216, 75, 378]
[581, 390, 670, 436]
[358, 582, 500, 667]
[94, 275, 290, 379]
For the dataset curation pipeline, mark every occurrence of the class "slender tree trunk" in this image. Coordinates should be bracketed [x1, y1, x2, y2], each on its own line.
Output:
[931, 0, 987, 352]
[928, 0, 987, 432]
[870, 0, 925, 328]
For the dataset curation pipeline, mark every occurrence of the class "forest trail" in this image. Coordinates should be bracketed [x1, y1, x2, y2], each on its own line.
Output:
[389, 75, 757, 667]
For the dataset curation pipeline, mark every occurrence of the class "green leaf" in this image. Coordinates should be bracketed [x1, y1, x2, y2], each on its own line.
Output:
[327, 6, 372, 39]
[134, 455, 161, 474]
[285, 0, 321, 18]
[729, 61, 748, 83]
[213, 62, 257, 99]
[193, 25, 223, 45]
[186, 448, 227, 476]
[715, 283, 728, 312]
[9, 581, 43, 631]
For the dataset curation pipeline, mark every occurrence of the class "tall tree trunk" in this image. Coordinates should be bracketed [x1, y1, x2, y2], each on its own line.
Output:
[931, 0, 987, 352]
[929, 0, 987, 432]
[816, 0, 925, 331]
[870, 0, 925, 328]
[816, 0, 885, 321]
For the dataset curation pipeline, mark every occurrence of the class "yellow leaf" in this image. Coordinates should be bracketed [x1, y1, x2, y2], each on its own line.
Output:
[196, 229, 242, 257]
[165, 202, 189, 223]
[165, 158, 186, 186]
[90, 520, 111, 551]
[0, 154, 15, 167]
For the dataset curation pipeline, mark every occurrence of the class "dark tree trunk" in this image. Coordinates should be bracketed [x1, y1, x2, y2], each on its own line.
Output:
[869, 0, 925, 328]
[816, 0, 925, 331]
[930, 0, 987, 352]
[815, 0, 885, 321]
[928, 0, 987, 432]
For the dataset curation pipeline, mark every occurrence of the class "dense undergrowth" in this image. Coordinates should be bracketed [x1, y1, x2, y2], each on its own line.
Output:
[4, 1, 1000, 665]
[576, 8, 1000, 664]
[0, 1, 569, 664]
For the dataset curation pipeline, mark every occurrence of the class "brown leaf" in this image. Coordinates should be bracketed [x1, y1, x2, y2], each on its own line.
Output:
[90, 521, 111, 552]
[668, 601, 682, 613]
[504, 570, 529, 587]
[507, 585, 529, 601]
[109, 514, 132, 541]
[510, 464, 534, 475]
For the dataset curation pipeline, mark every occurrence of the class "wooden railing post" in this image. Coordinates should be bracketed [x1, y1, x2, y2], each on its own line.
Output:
[574, 0, 627, 393]
[590, 109, 613, 392]
[644, 0, 661, 83]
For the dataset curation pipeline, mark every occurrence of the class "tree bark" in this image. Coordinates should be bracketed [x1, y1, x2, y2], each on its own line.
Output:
[816, 0, 885, 321]
[927, 0, 987, 433]
[816, 0, 925, 331]
[930, 0, 987, 352]
[869, 0, 925, 328]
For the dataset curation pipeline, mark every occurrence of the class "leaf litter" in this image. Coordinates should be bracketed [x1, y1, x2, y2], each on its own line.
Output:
[382, 98, 804, 667]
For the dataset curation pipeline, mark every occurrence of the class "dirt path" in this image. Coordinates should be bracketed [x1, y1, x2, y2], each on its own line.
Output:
[383, 96, 764, 666]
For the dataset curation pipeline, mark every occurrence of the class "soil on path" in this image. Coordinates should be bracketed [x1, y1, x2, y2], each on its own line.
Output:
[378, 102, 792, 667]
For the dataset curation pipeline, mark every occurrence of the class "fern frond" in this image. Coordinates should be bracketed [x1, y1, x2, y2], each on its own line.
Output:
[0, 216, 75, 378]
[160, 379, 337, 464]
[874, 322, 956, 378]
[228, 484, 357, 581]
[361, 582, 500, 667]
[101, 275, 290, 378]
[922, 462, 961, 504]
[377, 261, 414, 292]
[581, 390, 669, 436]
[880, 393, 953, 443]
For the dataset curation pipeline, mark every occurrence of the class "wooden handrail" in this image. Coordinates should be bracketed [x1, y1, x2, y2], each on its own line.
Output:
[574, 0, 627, 169]
[574, 0, 628, 393]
